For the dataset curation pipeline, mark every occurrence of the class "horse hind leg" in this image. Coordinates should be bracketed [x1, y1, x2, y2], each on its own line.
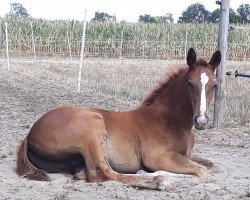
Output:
[83, 145, 167, 189]
[80, 128, 166, 189]
[81, 149, 109, 183]
[27, 146, 86, 181]
[75, 112, 167, 189]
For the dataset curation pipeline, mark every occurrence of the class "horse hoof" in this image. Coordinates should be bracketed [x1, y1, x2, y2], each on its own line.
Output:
[157, 176, 183, 191]
[24, 169, 50, 181]
[73, 170, 87, 180]
[208, 164, 219, 174]
[198, 172, 209, 183]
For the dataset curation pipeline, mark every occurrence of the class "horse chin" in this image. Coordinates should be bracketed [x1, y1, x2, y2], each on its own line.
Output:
[194, 124, 207, 130]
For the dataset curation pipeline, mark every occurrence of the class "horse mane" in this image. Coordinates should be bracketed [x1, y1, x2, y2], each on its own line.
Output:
[141, 66, 188, 107]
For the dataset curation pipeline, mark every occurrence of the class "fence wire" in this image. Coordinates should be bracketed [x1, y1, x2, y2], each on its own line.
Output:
[0, 19, 249, 61]
[0, 38, 249, 61]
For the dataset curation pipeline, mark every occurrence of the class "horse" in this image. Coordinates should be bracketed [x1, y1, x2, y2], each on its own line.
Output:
[16, 48, 221, 190]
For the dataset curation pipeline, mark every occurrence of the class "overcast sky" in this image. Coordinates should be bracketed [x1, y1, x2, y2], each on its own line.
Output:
[0, 0, 249, 22]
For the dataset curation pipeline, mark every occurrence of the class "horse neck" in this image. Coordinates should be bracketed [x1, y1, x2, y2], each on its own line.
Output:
[144, 70, 194, 130]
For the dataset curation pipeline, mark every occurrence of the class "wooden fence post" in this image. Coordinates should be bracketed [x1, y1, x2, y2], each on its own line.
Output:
[213, 0, 230, 129]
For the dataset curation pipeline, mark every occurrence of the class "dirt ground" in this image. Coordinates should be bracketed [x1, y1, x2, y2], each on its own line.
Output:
[0, 58, 249, 200]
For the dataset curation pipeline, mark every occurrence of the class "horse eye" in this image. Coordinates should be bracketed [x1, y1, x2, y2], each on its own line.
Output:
[187, 80, 193, 87]
[213, 84, 218, 89]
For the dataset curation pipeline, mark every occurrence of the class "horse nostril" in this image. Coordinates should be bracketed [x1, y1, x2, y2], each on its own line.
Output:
[194, 116, 199, 124]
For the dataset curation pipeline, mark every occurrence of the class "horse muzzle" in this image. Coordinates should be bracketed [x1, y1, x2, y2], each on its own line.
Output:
[193, 115, 208, 130]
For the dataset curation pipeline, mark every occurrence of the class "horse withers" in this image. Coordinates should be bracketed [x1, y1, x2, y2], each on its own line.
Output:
[17, 48, 221, 190]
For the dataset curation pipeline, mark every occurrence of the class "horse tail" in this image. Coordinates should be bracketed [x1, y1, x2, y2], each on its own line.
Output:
[16, 138, 33, 175]
[16, 137, 50, 181]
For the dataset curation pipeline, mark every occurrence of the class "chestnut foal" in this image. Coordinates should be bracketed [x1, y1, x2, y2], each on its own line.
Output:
[17, 48, 221, 190]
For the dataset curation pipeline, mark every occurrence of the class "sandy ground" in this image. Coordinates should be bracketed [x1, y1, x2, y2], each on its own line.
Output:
[0, 58, 249, 200]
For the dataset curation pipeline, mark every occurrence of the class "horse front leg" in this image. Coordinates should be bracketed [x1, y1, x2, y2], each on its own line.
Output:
[187, 132, 218, 173]
[143, 151, 209, 183]
[191, 155, 218, 173]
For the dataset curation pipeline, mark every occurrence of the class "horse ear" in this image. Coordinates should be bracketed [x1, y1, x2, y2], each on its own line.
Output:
[187, 48, 197, 69]
[209, 50, 221, 71]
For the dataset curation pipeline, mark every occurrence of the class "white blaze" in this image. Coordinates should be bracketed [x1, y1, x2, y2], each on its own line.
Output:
[200, 73, 209, 116]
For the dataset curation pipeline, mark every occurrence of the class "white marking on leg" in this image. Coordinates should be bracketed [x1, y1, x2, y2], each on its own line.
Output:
[200, 73, 209, 116]
[136, 170, 194, 190]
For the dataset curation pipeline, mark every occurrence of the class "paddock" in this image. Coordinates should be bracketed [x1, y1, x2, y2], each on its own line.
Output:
[0, 58, 249, 199]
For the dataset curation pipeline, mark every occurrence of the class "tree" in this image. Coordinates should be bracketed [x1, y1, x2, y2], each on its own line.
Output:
[8, 2, 29, 17]
[210, 8, 220, 22]
[178, 3, 211, 23]
[159, 13, 174, 23]
[165, 13, 174, 23]
[138, 13, 173, 24]
[138, 14, 156, 23]
[210, 8, 241, 23]
[229, 8, 241, 23]
[237, 4, 250, 23]
[91, 12, 116, 23]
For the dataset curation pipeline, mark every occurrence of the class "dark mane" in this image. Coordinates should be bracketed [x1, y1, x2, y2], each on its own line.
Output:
[141, 67, 187, 107]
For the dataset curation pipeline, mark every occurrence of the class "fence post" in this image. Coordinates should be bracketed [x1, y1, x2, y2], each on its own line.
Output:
[30, 22, 37, 60]
[213, 0, 230, 129]
[119, 27, 124, 58]
[77, 9, 87, 92]
[0, 20, 2, 47]
[184, 30, 188, 58]
[67, 30, 72, 61]
[5, 22, 10, 69]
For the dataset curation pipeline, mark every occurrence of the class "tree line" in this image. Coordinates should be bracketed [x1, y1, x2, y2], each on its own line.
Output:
[7, 2, 250, 24]
[178, 3, 250, 24]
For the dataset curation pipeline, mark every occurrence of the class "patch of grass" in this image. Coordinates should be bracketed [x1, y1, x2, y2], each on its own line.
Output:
[225, 62, 250, 126]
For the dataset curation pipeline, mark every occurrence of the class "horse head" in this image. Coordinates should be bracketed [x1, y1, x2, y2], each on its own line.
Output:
[186, 48, 221, 130]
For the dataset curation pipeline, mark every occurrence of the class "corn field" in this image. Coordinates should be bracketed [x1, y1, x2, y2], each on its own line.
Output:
[0, 17, 249, 60]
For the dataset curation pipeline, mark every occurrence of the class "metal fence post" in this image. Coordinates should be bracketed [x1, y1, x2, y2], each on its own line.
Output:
[77, 9, 87, 92]
[30, 22, 37, 60]
[5, 22, 10, 69]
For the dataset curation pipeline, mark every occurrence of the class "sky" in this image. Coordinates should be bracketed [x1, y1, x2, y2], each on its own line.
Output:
[0, 0, 249, 23]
